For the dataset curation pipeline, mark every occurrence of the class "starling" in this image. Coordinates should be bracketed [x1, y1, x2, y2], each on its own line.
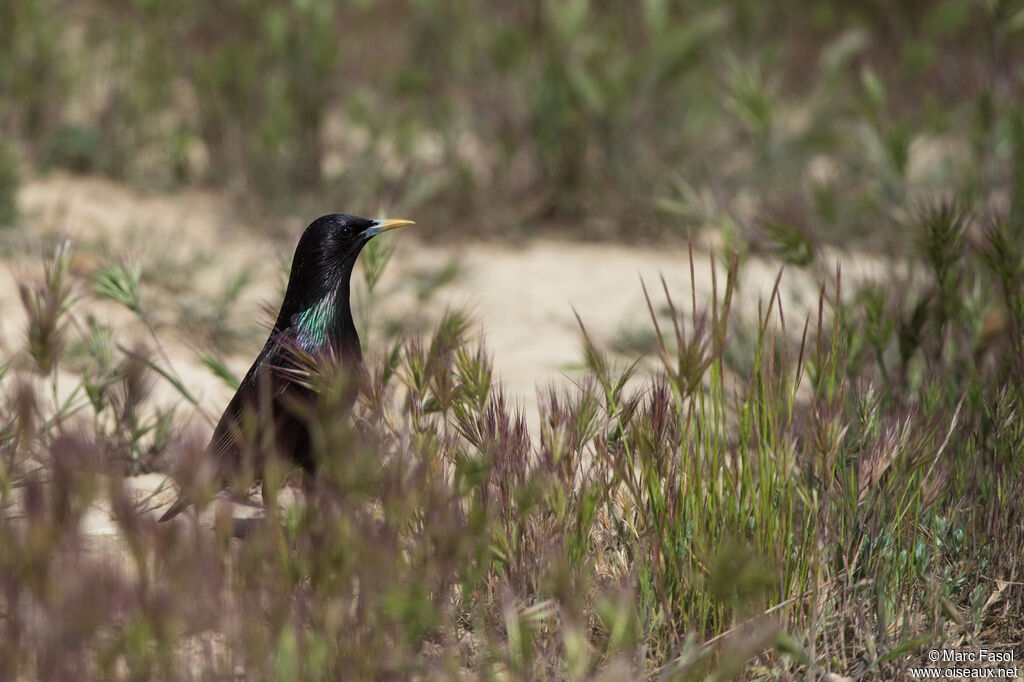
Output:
[159, 214, 414, 521]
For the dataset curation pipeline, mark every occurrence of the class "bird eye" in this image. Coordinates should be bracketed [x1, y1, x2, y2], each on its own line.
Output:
[340, 226, 352, 238]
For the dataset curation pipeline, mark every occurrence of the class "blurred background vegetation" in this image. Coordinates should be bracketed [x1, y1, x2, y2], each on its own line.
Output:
[3, 2, 1024, 679]
[1, 0, 1022, 245]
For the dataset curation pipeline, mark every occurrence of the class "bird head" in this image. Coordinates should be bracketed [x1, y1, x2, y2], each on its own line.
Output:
[277, 214, 414, 328]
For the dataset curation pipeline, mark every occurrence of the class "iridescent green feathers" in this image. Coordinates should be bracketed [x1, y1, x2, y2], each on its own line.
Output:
[291, 289, 339, 352]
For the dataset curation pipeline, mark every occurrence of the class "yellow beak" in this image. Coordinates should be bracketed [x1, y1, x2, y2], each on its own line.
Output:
[374, 218, 415, 232]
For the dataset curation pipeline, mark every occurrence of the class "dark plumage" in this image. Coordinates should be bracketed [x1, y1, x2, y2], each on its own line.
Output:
[159, 214, 414, 521]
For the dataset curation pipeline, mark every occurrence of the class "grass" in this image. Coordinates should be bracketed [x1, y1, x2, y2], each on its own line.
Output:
[1, 1, 1022, 245]
[1, 199, 1021, 679]
[2, 0, 1023, 678]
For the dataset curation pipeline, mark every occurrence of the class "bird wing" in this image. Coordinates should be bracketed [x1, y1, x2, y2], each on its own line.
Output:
[159, 338, 299, 521]
[159, 325, 351, 521]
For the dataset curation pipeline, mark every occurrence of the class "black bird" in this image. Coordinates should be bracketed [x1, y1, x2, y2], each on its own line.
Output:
[159, 214, 414, 521]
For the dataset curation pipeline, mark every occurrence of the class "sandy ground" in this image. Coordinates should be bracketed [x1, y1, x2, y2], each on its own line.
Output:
[4, 174, 892, 535]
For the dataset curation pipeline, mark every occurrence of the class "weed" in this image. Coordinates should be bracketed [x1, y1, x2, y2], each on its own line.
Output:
[2, 208, 1024, 676]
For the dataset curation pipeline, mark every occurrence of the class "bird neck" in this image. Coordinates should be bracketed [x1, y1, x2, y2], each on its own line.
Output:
[284, 278, 362, 363]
